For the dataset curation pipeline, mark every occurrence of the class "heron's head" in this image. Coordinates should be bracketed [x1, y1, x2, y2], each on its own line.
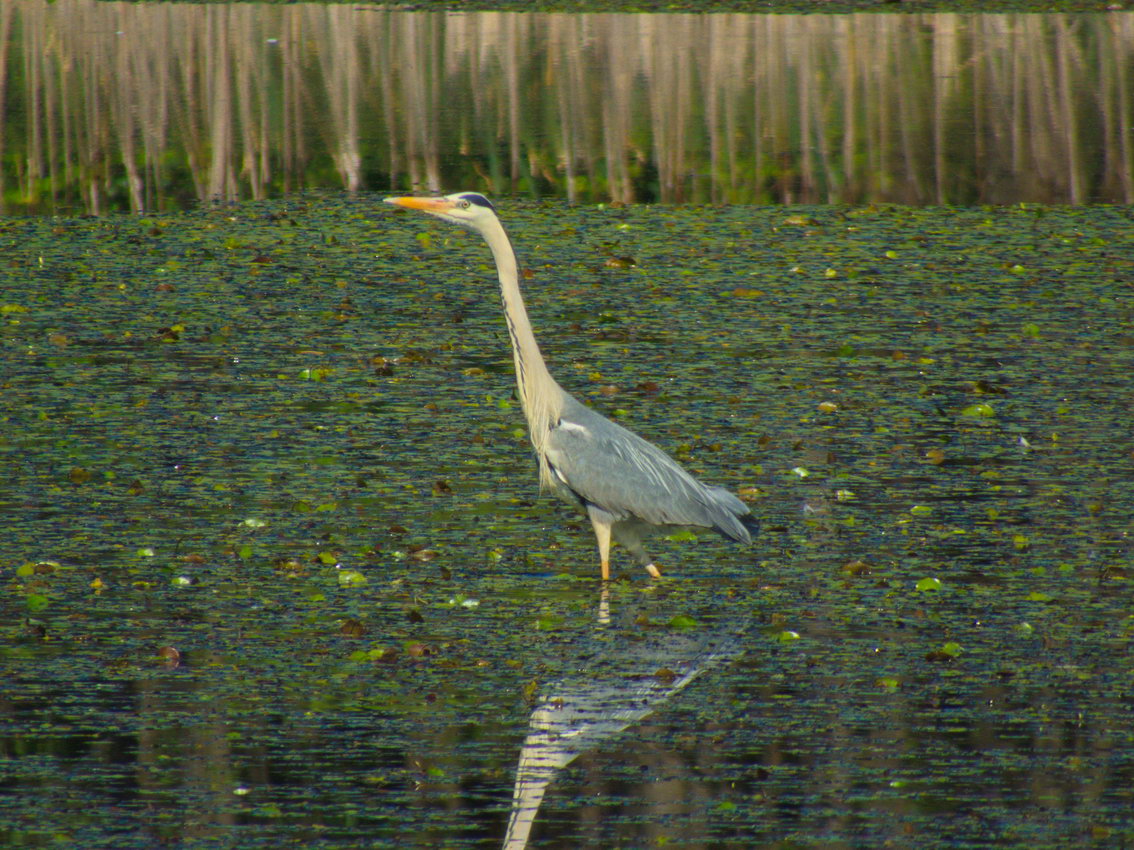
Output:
[383, 192, 497, 232]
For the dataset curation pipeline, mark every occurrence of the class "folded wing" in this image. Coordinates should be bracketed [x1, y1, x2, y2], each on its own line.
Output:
[543, 395, 753, 543]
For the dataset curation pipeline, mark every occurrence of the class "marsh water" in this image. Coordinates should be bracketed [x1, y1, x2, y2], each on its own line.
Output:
[3, 198, 1133, 847]
[3, 2, 1134, 849]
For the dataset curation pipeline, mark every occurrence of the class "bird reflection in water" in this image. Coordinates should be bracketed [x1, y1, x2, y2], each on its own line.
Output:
[501, 599, 748, 849]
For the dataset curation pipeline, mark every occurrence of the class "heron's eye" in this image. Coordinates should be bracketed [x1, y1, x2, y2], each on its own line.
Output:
[457, 199, 470, 210]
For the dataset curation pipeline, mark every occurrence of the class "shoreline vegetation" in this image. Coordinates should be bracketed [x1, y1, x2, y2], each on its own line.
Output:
[3, 3, 1131, 214]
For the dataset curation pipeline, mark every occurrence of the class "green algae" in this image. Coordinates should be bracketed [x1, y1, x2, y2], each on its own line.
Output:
[1, 196, 1132, 846]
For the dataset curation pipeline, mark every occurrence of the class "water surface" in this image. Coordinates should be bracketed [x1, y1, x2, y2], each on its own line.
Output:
[1, 198, 1132, 846]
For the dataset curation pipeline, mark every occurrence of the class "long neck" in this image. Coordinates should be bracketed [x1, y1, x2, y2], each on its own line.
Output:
[479, 216, 562, 455]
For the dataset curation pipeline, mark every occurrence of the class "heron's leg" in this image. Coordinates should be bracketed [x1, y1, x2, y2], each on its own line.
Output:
[612, 524, 661, 579]
[587, 511, 612, 581]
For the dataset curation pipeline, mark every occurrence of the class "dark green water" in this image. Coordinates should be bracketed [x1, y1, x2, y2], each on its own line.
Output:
[2, 197, 1132, 847]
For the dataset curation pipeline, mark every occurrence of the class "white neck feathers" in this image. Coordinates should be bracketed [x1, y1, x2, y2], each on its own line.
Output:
[479, 215, 562, 482]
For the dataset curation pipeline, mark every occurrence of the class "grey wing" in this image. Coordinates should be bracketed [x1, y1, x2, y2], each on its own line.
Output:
[544, 396, 753, 542]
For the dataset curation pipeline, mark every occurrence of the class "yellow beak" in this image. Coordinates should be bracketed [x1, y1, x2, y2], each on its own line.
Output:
[383, 195, 454, 213]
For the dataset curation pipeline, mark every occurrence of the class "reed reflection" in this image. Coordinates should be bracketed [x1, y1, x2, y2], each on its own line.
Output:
[3, 2, 1132, 213]
[502, 593, 748, 849]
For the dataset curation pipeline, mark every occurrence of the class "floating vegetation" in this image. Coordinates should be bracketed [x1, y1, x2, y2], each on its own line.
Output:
[1, 196, 1132, 846]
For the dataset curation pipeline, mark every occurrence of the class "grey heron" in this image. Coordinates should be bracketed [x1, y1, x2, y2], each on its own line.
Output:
[384, 192, 757, 580]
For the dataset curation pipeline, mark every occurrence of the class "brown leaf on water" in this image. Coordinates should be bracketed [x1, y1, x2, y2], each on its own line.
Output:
[784, 214, 820, 227]
[802, 447, 835, 465]
[521, 679, 540, 703]
[340, 618, 367, 638]
[157, 646, 181, 669]
[273, 558, 307, 576]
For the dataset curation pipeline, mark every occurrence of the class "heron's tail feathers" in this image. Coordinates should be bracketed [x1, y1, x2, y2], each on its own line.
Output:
[711, 510, 759, 545]
[700, 486, 759, 545]
[739, 513, 761, 539]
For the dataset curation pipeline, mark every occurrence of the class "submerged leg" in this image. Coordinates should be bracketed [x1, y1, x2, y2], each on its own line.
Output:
[587, 510, 612, 581]
[612, 522, 661, 579]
